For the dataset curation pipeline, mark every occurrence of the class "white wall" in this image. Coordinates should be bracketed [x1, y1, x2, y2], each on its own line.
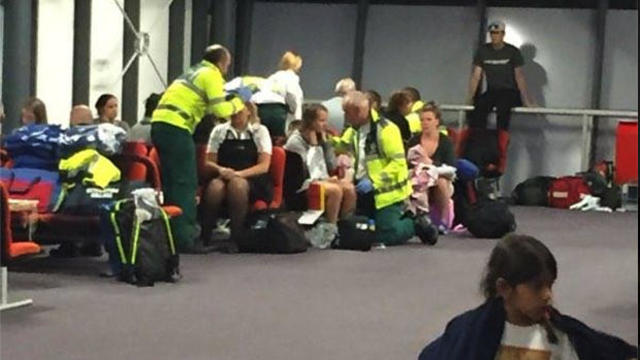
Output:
[90, 0, 124, 122]
[597, 10, 638, 162]
[485, 7, 597, 192]
[249, 2, 357, 100]
[36, 0, 74, 127]
[362, 5, 477, 104]
[137, 0, 170, 122]
[601, 10, 638, 111]
[35, 0, 191, 127]
[184, 0, 193, 69]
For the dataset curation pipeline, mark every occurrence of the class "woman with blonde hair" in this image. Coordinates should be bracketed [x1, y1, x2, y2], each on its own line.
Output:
[252, 51, 304, 144]
[245, 101, 260, 124]
[200, 101, 273, 246]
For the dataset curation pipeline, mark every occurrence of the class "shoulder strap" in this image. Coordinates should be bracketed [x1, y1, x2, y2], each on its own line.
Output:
[110, 199, 130, 265]
[160, 209, 176, 256]
[224, 129, 235, 140]
[129, 217, 142, 265]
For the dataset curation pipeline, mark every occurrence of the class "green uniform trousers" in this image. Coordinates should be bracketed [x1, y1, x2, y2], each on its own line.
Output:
[257, 103, 288, 138]
[375, 201, 416, 246]
[151, 122, 198, 249]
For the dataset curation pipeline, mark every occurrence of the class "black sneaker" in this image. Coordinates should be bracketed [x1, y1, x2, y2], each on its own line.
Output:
[415, 216, 439, 245]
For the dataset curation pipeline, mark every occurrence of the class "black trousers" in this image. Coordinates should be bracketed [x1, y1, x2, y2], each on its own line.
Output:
[470, 89, 522, 131]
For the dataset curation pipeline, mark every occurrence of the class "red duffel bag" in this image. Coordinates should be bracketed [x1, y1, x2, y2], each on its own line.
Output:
[548, 176, 591, 209]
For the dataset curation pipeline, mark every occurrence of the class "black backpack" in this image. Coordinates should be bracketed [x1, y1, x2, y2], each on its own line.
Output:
[237, 211, 309, 254]
[581, 160, 621, 210]
[332, 215, 374, 251]
[511, 176, 556, 206]
[108, 199, 180, 286]
[464, 198, 516, 239]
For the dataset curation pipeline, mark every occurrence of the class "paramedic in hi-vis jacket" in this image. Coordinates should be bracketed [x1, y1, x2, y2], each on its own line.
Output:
[330, 91, 438, 246]
[151, 44, 252, 254]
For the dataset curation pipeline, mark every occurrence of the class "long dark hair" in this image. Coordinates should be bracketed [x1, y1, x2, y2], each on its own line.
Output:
[482, 234, 559, 343]
[301, 103, 328, 131]
[95, 94, 117, 117]
[386, 90, 411, 114]
[481, 234, 557, 299]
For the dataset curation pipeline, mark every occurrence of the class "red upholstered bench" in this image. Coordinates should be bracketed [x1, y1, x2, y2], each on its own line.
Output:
[194, 144, 286, 212]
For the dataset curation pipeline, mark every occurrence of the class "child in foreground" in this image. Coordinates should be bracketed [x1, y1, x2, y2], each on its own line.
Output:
[418, 233, 638, 359]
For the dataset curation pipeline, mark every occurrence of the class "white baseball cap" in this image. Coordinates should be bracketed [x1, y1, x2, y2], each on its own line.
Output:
[488, 21, 506, 32]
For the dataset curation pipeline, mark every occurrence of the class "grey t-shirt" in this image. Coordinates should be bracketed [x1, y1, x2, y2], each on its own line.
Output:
[473, 43, 524, 90]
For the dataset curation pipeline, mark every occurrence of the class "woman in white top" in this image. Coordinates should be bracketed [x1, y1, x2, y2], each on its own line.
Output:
[252, 51, 304, 143]
[94, 94, 130, 133]
[200, 101, 273, 244]
[284, 104, 356, 225]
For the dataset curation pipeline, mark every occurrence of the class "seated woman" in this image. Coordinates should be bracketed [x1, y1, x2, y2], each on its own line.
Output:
[406, 103, 456, 232]
[94, 93, 130, 133]
[365, 89, 382, 114]
[384, 90, 413, 142]
[284, 104, 356, 242]
[200, 101, 273, 245]
[20, 97, 48, 125]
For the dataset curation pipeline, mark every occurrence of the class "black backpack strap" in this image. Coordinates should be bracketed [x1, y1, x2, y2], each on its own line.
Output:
[110, 199, 129, 265]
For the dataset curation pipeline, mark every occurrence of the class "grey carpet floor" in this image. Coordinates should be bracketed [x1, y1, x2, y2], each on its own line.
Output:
[1, 207, 637, 360]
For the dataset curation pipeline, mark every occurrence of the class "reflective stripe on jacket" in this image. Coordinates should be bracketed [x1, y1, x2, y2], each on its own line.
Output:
[331, 110, 411, 209]
[152, 60, 244, 133]
[59, 149, 121, 189]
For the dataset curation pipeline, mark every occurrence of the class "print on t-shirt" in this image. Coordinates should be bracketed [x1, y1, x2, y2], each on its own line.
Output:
[496, 345, 550, 360]
[496, 322, 579, 360]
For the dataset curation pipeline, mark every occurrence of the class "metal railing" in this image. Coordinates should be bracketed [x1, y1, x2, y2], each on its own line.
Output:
[305, 99, 637, 171]
[439, 105, 638, 171]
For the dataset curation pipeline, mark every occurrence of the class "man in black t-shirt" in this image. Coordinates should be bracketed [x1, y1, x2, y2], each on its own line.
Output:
[464, 21, 533, 175]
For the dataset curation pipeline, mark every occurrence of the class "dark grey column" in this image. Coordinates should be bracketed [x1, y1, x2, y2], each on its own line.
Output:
[73, 0, 92, 106]
[234, 0, 253, 76]
[475, 0, 487, 50]
[473, 0, 487, 101]
[210, 0, 236, 73]
[168, 0, 185, 82]
[191, 0, 211, 65]
[352, 0, 369, 89]
[121, 0, 140, 126]
[589, 0, 608, 168]
[2, 0, 36, 132]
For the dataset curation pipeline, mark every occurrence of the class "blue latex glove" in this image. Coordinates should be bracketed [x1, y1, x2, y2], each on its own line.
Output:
[233, 86, 253, 103]
[356, 178, 374, 194]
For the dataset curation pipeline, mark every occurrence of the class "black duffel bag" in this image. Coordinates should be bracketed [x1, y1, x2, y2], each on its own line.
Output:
[464, 199, 516, 239]
[511, 176, 556, 206]
[237, 211, 309, 254]
[332, 215, 374, 251]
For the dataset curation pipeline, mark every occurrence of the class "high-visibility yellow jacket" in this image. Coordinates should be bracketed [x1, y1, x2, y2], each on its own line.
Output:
[405, 100, 425, 135]
[330, 110, 411, 209]
[59, 149, 121, 189]
[152, 60, 245, 133]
